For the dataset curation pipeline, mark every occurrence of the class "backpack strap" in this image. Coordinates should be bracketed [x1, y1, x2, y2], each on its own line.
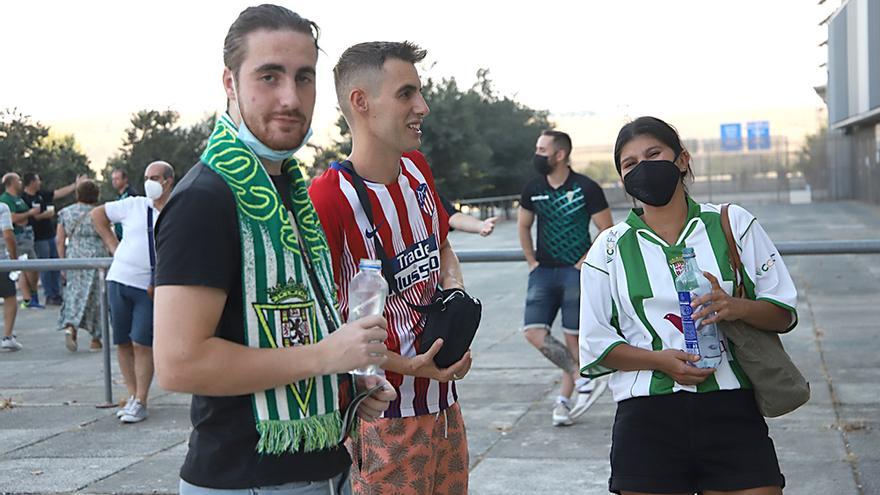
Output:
[147, 205, 156, 287]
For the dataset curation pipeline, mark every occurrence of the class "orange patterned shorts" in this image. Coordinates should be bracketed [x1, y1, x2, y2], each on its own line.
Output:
[349, 402, 468, 495]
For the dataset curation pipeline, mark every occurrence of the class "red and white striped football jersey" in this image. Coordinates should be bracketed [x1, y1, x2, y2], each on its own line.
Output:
[309, 151, 455, 418]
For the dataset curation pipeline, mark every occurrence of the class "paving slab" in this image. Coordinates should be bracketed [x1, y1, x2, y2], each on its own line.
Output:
[84, 454, 183, 494]
[0, 457, 140, 493]
[775, 460, 860, 494]
[470, 458, 610, 495]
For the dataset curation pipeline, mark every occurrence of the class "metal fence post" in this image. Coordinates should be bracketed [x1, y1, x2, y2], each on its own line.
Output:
[98, 268, 114, 408]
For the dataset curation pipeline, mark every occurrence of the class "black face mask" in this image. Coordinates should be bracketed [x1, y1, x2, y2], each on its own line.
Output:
[533, 154, 553, 175]
[623, 159, 682, 207]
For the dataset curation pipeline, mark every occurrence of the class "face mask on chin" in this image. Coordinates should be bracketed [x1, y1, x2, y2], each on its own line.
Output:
[230, 77, 312, 162]
[622, 156, 683, 207]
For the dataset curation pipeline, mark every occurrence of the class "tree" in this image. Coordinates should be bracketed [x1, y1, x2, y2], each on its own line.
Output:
[103, 110, 215, 197]
[0, 108, 48, 175]
[0, 108, 91, 199]
[454, 69, 552, 198]
[32, 134, 92, 191]
[317, 69, 552, 199]
[418, 77, 494, 198]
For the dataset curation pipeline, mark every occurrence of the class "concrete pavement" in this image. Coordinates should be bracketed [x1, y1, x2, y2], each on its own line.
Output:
[1, 201, 878, 494]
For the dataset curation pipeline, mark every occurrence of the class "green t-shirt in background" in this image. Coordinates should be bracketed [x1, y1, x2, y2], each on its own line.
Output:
[0, 192, 30, 235]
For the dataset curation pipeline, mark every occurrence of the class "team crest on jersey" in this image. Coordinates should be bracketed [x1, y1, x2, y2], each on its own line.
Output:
[415, 183, 435, 217]
[670, 254, 686, 277]
[253, 279, 317, 413]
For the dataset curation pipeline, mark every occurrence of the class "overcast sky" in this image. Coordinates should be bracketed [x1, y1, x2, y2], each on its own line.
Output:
[1, 0, 825, 168]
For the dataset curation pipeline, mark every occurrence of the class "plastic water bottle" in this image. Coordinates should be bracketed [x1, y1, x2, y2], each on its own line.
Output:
[348, 259, 388, 376]
[674, 247, 723, 369]
[8, 254, 27, 282]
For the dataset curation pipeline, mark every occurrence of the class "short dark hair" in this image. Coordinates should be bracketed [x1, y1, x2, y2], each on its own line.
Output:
[541, 130, 572, 162]
[333, 41, 427, 114]
[223, 4, 320, 77]
[22, 172, 39, 187]
[613, 116, 686, 176]
[112, 168, 128, 180]
[76, 179, 100, 204]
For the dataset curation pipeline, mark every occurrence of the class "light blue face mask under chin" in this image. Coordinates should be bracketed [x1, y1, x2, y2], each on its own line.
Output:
[236, 118, 313, 163]
[230, 77, 312, 162]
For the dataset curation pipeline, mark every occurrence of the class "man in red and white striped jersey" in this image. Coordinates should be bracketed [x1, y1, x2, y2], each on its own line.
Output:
[310, 41, 472, 494]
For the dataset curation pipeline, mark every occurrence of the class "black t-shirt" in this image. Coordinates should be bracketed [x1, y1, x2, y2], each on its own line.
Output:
[21, 190, 55, 241]
[520, 170, 609, 266]
[438, 194, 459, 231]
[154, 163, 350, 489]
[438, 194, 458, 217]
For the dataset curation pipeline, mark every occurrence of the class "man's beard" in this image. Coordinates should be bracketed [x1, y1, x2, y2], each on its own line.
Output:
[263, 126, 309, 150]
[246, 109, 310, 151]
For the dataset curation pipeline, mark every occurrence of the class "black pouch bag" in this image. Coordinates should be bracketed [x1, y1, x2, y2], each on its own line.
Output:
[415, 288, 482, 368]
[341, 161, 481, 369]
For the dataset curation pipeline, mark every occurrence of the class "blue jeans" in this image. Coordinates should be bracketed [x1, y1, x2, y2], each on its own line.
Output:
[34, 237, 62, 300]
[179, 471, 351, 495]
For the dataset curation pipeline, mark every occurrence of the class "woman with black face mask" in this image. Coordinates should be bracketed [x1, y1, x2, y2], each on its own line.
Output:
[578, 117, 798, 495]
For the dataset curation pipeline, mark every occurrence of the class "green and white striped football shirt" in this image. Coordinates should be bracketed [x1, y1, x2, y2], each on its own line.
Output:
[579, 197, 798, 402]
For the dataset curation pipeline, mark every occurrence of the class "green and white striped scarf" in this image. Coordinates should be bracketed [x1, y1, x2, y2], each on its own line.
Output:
[202, 114, 343, 455]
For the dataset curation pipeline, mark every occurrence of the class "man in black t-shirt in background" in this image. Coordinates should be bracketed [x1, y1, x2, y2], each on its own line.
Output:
[21, 172, 82, 306]
[519, 130, 614, 427]
[152, 5, 395, 494]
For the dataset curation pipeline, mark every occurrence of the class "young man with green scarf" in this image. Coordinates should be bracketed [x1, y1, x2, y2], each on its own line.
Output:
[152, 6, 396, 494]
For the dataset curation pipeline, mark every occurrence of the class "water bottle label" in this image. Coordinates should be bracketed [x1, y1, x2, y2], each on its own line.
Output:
[677, 291, 701, 356]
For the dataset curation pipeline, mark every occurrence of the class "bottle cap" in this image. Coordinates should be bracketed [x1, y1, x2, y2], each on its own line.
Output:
[358, 258, 382, 270]
[682, 247, 695, 257]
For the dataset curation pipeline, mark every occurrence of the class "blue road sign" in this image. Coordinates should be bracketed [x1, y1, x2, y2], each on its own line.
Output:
[720, 123, 743, 151]
[747, 121, 770, 150]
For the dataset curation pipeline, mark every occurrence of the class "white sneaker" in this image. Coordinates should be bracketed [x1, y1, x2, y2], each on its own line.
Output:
[570, 376, 609, 419]
[116, 395, 136, 418]
[1, 335, 22, 351]
[120, 399, 148, 423]
[552, 401, 573, 427]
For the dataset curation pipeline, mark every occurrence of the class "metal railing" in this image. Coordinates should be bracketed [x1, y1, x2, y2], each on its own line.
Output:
[455, 239, 880, 262]
[1, 238, 878, 406]
[456, 194, 519, 220]
[457, 194, 520, 205]
[0, 258, 114, 407]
